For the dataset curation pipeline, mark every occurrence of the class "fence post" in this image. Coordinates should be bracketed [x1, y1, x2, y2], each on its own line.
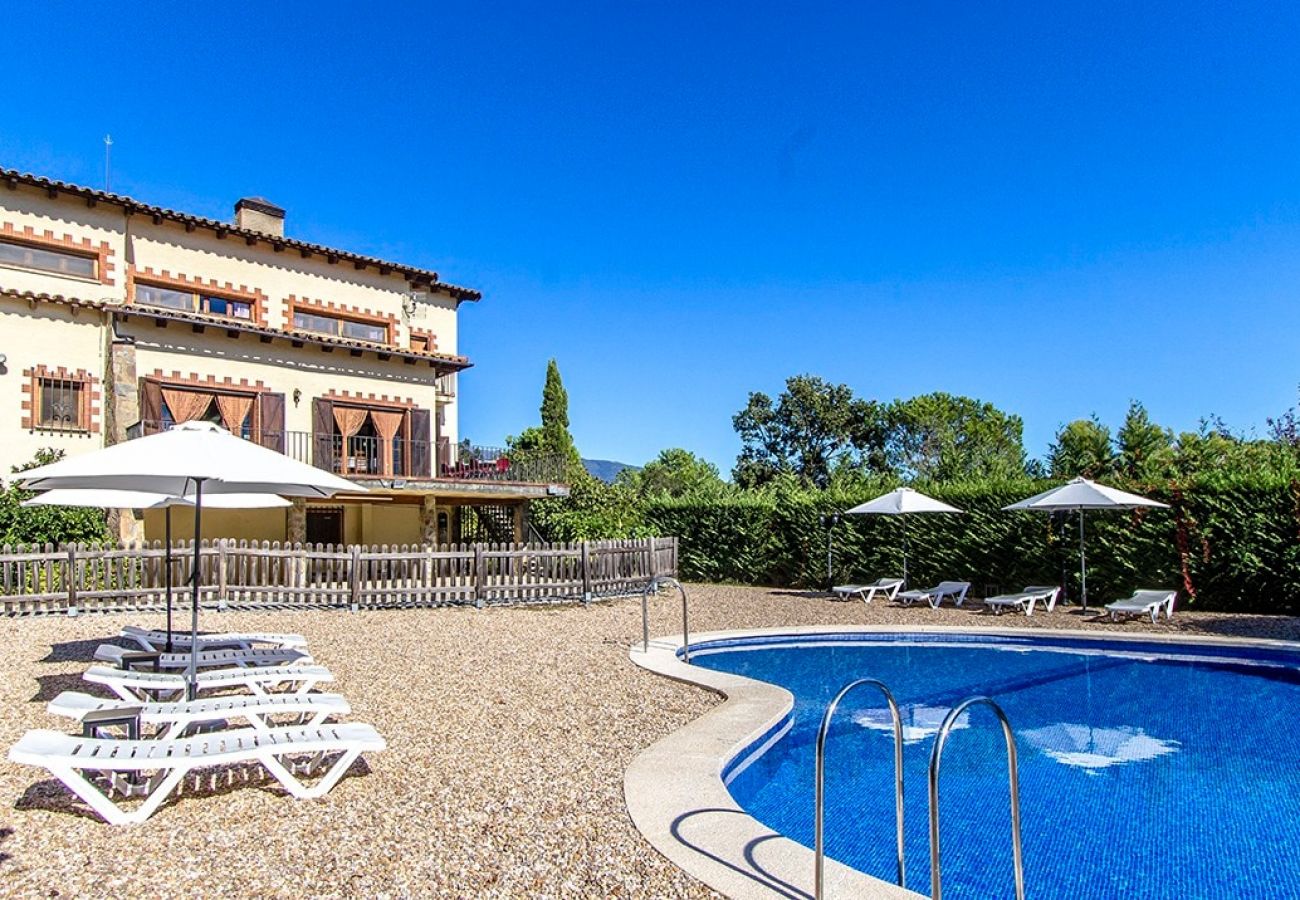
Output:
[474, 543, 485, 609]
[581, 541, 592, 605]
[648, 536, 658, 580]
[350, 545, 362, 612]
[65, 544, 78, 617]
[217, 539, 229, 611]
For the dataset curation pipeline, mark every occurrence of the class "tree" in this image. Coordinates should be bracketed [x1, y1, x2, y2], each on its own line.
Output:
[885, 392, 1026, 481]
[1047, 417, 1115, 478]
[0, 449, 110, 546]
[1117, 401, 1172, 481]
[540, 359, 579, 465]
[732, 375, 887, 489]
[619, 449, 727, 499]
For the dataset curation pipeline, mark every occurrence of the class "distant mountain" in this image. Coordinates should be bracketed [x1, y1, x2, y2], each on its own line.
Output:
[583, 458, 638, 483]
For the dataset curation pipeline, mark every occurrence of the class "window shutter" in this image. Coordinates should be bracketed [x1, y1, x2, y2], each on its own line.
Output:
[260, 392, 286, 453]
[140, 379, 164, 433]
[312, 398, 334, 470]
[410, 407, 432, 477]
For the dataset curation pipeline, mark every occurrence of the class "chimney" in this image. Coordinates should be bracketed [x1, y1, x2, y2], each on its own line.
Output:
[234, 197, 285, 237]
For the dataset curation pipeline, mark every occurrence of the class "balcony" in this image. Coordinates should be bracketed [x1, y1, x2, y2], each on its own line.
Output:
[139, 423, 569, 486]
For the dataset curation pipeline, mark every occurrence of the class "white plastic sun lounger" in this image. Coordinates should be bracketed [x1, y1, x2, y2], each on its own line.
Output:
[984, 585, 1062, 616]
[94, 644, 310, 671]
[897, 581, 971, 609]
[831, 578, 904, 604]
[121, 625, 308, 652]
[8, 723, 385, 825]
[84, 664, 334, 702]
[48, 691, 351, 740]
[1105, 590, 1176, 623]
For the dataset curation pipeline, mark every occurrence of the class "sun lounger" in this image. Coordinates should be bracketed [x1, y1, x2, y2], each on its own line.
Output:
[48, 691, 351, 740]
[7, 723, 385, 825]
[831, 578, 904, 604]
[1105, 590, 1176, 623]
[94, 644, 310, 671]
[121, 625, 308, 652]
[984, 586, 1062, 616]
[84, 663, 334, 702]
[897, 581, 971, 609]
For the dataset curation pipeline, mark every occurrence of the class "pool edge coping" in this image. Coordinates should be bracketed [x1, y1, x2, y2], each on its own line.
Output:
[624, 623, 1300, 900]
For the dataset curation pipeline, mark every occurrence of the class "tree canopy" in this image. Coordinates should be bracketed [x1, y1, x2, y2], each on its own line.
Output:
[732, 375, 886, 489]
[885, 392, 1026, 482]
[619, 448, 727, 499]
[732, 379, 1025, 487]
[1047, 417, 1115, 478]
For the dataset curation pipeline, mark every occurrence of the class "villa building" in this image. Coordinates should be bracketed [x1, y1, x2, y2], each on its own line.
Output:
[0, 168, 566, 546]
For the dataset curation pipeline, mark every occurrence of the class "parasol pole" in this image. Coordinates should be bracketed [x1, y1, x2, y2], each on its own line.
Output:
[1079, 508, 1087, 611]
[164, 505, 174, 652]
[903, 515, 910, 590]
[187, 478, 206, 701]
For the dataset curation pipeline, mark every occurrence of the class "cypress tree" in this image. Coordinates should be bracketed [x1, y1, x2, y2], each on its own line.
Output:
[540, 359, 580, 464]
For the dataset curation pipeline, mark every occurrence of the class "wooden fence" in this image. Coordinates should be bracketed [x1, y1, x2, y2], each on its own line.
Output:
[0, 537, 678, 616]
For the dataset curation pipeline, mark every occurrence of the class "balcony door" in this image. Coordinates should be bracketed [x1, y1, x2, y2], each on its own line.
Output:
[312, 398, 430, 478]
[330, 405, 406, 478]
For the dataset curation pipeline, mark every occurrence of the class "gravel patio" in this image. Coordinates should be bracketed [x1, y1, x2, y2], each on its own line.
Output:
[1, 585, 1296, 898]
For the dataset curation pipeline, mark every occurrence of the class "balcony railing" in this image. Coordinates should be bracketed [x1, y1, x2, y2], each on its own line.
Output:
[441, 444, 569, 484]
[139, 423, 567, 485]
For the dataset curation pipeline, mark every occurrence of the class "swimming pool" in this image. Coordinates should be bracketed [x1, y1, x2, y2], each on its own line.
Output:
[688, 631, 1300, 899]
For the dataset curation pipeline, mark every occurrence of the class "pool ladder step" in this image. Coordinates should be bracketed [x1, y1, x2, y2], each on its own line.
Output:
[813, 685, 1025, 900]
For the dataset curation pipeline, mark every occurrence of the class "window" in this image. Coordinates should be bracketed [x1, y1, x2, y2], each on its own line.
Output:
[410, 334, 430, 352]
[36, 377, 87, 431]
[293, 309, 388, 343]
[0, 237, 96, 278]
[135, 283, 254, 320]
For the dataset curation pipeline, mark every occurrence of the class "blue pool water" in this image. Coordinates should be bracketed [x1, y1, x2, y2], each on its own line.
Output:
[690, 632, 1300, 899]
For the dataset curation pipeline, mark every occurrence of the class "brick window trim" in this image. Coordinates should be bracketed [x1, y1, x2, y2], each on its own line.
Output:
[129, 266, 270, 327]
[0, 222, 116, 287]
[285, 295, 397, 344]
[323, 389, 415, 409]
[145, 372, 270, 439]
[146, 370, 270, 395]
[21, 365, 102, 434]
[408, 328, 439, 351]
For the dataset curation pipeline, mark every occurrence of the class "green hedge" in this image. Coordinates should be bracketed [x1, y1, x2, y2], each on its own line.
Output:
[644, 477, 1300, 613]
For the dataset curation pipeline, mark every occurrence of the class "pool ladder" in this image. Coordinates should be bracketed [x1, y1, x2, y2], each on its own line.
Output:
[813, 686, 1025, 900]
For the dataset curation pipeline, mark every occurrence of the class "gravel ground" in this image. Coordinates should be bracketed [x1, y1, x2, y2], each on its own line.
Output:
[1, 585, 1297, 899]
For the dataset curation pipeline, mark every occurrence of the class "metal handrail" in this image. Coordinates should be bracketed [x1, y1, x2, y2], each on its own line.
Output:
[815, 678, 906, 898]
[640, 575, 690, 662]
[927, 696, 1024, 900]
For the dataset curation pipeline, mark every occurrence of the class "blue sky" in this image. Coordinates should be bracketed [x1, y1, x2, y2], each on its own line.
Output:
[5, 2, 1300, 471]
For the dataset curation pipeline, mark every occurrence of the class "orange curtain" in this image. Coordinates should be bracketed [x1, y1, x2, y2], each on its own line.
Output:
[332, 406, 368, 439]
[371, 410, 404, 476]
[161, 389, 213, 424]
[214, 394, 254, 435]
